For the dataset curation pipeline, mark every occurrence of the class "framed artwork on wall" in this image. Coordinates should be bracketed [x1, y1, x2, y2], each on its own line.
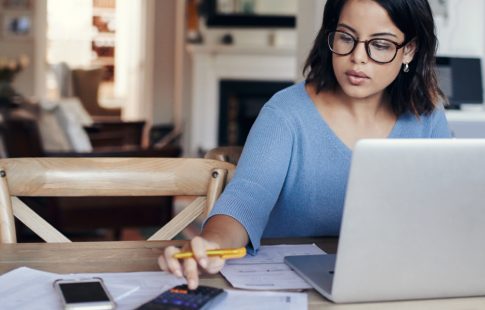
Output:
[1, 12, 32, 40]
[203, 0, 296, 28]
[2, 0, 32, 10]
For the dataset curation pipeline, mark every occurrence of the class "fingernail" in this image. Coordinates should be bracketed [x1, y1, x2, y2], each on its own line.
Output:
[188, 280, 196, 289]
[199, 258, 208, 268]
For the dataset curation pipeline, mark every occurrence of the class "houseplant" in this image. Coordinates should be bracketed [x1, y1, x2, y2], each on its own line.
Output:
[0, 54, 29, 105]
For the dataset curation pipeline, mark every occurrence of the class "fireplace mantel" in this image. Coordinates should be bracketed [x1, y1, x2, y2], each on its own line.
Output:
[187, 44, 297, 155]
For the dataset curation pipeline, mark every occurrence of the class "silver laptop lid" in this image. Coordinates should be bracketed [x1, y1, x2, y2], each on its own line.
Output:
[332, 139, 485, 303]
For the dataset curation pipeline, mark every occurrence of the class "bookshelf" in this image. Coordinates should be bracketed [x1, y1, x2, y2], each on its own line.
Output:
[91, 0, 116, 81]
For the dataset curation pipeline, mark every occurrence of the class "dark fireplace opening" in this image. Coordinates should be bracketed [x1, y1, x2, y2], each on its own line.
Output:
[218, 80, 293, 146]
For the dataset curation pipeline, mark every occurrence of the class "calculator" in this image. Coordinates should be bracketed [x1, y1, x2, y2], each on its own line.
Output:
[137, 284, 227, 310]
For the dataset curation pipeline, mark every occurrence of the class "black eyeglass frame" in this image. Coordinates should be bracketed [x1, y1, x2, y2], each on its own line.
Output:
[327, 30, 410, 64]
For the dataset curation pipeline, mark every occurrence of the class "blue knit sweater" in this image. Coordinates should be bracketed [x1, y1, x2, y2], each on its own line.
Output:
[207, 82, 451, 252]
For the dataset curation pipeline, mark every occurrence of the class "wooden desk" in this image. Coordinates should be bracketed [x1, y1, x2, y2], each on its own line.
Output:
[1, 240, 484, 309]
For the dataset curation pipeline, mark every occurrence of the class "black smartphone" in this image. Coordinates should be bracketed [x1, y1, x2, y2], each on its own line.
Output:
[53, 278, 116, 310]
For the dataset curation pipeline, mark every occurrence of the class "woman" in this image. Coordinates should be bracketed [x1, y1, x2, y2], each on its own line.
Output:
[160, 0, 451, 289]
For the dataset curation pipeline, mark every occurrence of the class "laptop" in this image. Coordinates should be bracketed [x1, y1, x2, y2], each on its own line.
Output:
[284, 139, 485, 303]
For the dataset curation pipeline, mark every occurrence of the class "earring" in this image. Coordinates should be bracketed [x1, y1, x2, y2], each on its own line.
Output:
[403, 63, 410, 73]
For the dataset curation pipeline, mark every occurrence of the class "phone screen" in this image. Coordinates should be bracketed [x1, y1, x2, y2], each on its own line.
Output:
[58, 281, 111, 303]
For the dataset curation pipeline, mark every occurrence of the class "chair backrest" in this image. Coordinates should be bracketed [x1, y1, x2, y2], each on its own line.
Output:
[204, 146, 243, 165]
[71, 67, 121, 117]
[0, 158, 235, 243]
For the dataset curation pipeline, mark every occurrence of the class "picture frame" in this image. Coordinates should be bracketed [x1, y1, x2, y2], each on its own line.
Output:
[2, 0, 32, 10]
[203, 0, 296, 28]
[1, 12, 33, 40]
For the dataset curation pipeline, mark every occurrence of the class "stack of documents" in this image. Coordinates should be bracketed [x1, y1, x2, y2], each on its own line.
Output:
[221, 244, 326, 290]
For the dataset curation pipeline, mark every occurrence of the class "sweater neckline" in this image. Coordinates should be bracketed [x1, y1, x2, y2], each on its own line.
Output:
[297, 82, 402, 155]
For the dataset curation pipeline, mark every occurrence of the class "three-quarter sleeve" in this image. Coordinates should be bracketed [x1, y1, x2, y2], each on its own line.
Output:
[206, 105, 294, 252]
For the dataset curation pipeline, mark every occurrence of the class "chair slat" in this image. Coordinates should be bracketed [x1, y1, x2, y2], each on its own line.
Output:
[12, 197, 71, 243]
[1, 158, 234, 197]
[148, 197, 206, 241]
[0, 172, 16, 243]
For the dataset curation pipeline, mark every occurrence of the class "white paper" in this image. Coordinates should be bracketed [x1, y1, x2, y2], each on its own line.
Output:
[1, 254, 316, 310]
[0, 267, 60, 310]
[213, 289, 307, 310]
[0, 267, 185, 310]
[221, 244, 326, 290]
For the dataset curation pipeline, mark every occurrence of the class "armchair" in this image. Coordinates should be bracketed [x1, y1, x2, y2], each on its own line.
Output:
[51, 62, 121, 119]
[71, 67, 122, 118]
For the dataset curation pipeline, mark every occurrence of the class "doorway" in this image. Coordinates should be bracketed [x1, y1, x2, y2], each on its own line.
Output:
[45, 0, 155, 120]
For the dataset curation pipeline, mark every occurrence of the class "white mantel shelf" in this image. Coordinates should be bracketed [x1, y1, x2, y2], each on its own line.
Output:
[186, 44, 296, 56]
[187, 43, 297, 156]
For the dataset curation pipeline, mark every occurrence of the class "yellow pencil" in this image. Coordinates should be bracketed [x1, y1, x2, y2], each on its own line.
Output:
[173, 247, 247, 260]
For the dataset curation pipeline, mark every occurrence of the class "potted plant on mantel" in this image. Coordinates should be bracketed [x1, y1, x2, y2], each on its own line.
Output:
[0, 54, 29, 108]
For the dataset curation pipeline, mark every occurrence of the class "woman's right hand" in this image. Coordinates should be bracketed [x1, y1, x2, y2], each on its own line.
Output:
[158, 236, 226, 289]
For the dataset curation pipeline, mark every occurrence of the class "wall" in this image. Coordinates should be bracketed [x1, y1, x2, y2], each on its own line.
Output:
[296, 0, 326, 81]
[0, 0, 46, 97]
[115, 0, 176, 125]
[433, 0, 485, 101]
[199, 27, 296, 49]
[254, 0, 296, 14]
[434, 0, 484, 57]
[152, 0, 176, 125]
[175, 0, 191, 152]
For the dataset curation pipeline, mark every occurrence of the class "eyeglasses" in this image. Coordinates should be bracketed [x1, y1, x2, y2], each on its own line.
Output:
[327, 30, 407, 64]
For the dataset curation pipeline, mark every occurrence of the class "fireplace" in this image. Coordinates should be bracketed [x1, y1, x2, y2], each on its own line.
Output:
[187, 44, 297, 155]
[218, 80, 293, 146]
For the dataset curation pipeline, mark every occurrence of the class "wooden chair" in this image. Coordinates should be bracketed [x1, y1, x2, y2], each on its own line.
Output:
[204, 146, 243, 165]
[71, 67, 122, 118]
[0, 158, 235, 244]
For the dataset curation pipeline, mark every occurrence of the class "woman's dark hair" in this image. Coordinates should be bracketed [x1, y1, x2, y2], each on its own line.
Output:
[303, 0, 444, 116]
